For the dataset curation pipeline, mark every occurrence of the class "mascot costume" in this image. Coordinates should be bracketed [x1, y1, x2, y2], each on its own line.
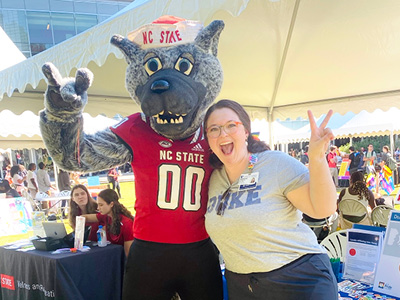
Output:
[39, 16, 225, 300]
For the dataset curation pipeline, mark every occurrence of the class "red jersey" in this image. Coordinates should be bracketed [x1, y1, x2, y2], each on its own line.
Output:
[110, 113, 212, 243]
[96, 213, 134, 245]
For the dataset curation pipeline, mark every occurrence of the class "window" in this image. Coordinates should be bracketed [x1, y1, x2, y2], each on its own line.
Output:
[52, 12, 75, 44]
[76, 14, 97, 34]
[25, 0, 50, 11]
[2, 10, 30, 55]
[2, 0, 25, 9]
[74, 1, 96, 14]
[50, 0, 73, 12]
[26, 11, 53, 55]
[97, 2, 119, 15]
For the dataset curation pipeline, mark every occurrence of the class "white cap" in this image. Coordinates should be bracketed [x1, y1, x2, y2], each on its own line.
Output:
[127, 15, 203, 49]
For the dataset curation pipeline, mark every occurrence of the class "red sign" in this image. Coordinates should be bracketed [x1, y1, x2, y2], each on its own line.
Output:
[1, 274, 15, 290]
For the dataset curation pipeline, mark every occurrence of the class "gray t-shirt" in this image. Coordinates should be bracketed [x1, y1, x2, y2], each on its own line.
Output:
[205, 150, 325, 274]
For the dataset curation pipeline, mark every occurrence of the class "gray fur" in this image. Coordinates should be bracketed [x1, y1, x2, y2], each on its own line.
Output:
[40, 20, 224, 172]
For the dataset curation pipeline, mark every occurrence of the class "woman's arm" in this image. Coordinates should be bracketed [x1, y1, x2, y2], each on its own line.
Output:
[287, 110, 337, 219]
[80, 214, 99, 223]
[368, 190, 376, 210]
[124, 240, 133, 257]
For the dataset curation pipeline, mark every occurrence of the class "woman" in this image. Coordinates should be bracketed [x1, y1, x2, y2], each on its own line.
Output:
[82, 189, 134, 256]
[338, 171, 375, 224]
[10, 165, 26, 196]
[204, 100, 338, 300]
[26, 163, 39, 199]
[69, 184, 99, 241]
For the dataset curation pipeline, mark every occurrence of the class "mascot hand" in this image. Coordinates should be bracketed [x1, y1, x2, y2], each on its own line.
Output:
[42, 62, 94, 114]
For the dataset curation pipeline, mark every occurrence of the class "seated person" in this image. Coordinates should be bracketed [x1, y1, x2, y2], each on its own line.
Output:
[0, 178, 21, 198]
[338, 171, 375, 223]
[82, 189, 134, 257]
[69, 184, 99, 241]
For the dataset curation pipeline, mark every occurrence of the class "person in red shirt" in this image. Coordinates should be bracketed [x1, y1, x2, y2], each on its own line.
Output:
[107, 168, 122, 198]
[327, 146, 339, 187]
[83, 189, 134, 257]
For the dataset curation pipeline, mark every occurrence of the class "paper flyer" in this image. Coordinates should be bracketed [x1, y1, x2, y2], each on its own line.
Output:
[338, 159, 350, 179]
[74, 216, 85, 250]
[343, 229, 383, 284]
[373, 211, 400, 298]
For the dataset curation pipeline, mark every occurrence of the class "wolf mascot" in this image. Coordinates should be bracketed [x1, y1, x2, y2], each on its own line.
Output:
[39, 16, 224, 299]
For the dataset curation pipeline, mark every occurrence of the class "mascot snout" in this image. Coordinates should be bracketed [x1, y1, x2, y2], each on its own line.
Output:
[137, 69, 207, 135]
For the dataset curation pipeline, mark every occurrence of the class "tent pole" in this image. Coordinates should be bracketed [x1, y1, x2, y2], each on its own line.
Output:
[268, 0, 301, 114]
[390, 131, 394, 154]
[267, 109, 274, 149]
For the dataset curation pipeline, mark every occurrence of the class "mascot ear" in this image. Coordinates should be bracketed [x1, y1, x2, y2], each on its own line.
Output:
[110, 34, 142, 64]
[195, 20, 225, 57]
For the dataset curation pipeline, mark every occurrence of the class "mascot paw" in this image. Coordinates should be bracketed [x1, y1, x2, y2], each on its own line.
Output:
[42, 62, 94, 113]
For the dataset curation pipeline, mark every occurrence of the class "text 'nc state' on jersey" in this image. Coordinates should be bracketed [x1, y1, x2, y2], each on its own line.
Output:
[160, 150, 204, 164]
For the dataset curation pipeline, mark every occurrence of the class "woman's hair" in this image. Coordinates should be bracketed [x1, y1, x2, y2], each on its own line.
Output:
[349, 171, 370, 200]
[383, 145, 390, 153]
[98, 189, 134, 236]
[28, 163, 36, 171]
[10, 165, 20, 178]
[69, 184, 98, 229]
[204, 99, 270, 169]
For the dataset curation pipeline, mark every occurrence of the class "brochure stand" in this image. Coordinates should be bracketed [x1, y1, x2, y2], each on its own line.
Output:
[373, 210, 400, 298]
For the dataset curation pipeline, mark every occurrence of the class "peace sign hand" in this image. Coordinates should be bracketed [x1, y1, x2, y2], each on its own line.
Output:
[42, 62, 93, 114]
[307, 110, 335, 160]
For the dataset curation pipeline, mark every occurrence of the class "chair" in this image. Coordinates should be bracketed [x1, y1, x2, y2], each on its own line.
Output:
[56, 190, 71, 217]
[371, 205, 393, 227]
[21, 189, 41, 211]
[302, 212, 339, 243]
[338, 198, 372, 230]
[320, 230, 347, 262]
[35, 191, 50, 212]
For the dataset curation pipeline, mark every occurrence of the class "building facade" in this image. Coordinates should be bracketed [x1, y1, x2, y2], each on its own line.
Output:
[0, 0, 133, 57]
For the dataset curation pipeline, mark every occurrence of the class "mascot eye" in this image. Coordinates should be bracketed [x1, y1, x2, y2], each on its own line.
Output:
[175, 57, 193, 75]
[144, 57, 162, 76]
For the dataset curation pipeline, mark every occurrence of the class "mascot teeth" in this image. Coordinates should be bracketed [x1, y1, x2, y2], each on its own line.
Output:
[153, 111, 186, 124]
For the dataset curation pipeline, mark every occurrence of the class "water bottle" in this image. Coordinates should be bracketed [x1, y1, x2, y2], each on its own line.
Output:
[96, 225, 107, 247]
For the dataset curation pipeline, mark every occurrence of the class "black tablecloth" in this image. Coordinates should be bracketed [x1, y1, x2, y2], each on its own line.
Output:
[0, 244, 124, 300]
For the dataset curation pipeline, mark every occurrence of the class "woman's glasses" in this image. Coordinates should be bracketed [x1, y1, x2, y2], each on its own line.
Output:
[206, 121, 243, 139]
[216, 188, 230, 216]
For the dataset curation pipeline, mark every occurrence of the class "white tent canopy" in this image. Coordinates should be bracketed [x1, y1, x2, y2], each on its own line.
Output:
[0, 27, 26, 71]
[334, 108, 400, 139]
[1, 0, 400, 120]
[275, 111, 355, 143]
[0, 110, 119, 151]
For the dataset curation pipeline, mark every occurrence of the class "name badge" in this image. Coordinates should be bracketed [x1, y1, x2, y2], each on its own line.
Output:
[238, 172, 259, 191]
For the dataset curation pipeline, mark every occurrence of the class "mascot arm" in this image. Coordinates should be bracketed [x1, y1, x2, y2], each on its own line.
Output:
[39, 63, 132, 172]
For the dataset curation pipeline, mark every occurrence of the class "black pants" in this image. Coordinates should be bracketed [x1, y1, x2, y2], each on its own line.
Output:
[225, 253, 338, 300]
[122, 238, 223, 300]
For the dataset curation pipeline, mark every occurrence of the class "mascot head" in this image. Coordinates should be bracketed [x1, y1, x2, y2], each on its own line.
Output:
[111, 16, 224, 140]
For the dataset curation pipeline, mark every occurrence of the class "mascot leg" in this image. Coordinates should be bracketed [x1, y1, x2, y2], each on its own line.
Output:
[123, 239, 222, 300]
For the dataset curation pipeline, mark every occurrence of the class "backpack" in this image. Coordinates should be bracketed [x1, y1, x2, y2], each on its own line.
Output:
[351, 152, 361, 169]
[387, 154, 397, 172]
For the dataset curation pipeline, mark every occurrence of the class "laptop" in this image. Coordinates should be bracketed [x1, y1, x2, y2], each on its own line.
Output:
[42, 222, 68, 239]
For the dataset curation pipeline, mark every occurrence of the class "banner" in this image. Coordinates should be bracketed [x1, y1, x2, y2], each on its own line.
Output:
[0, 197, 33, 237]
